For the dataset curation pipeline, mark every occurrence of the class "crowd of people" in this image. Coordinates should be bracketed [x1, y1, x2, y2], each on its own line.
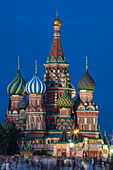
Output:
[0, 155, 111, 170]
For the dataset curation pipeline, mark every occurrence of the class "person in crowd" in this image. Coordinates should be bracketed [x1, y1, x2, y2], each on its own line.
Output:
[5, 160, 11, 170]
[91, 158, 95, 170]
[1, 161, 6, 170]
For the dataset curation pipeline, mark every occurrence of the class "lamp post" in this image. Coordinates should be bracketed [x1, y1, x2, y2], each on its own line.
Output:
[69, 142, 74, 157]
[69, 128, 80, 157]
[73, 129, 79, 135]
[110, 148, 113, 162]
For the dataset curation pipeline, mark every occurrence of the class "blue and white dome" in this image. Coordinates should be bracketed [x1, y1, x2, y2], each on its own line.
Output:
[26, 75, 46, 94]
[26, 61, 46, 94]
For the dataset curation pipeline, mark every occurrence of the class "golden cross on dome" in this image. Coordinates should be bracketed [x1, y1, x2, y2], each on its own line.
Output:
[35, 60, 38, 74]
[56, 11, 58, 17]
[86, 56, 88, 70]
[18, 55, 20, 70]
[56, 0, 59, 17]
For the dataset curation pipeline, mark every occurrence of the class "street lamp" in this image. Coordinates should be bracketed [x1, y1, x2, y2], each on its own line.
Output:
[70, 142, 74, 148]
[69, 129, 80, 157]
[70, 142, 74, 157]
[110, 148, 113, 162]
[73, 129, 79, 135]
[110, 149, 113, 154]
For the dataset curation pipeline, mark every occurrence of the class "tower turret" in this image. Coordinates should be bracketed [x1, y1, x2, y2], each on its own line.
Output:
[75, 57, 99, 138]
[43, 13, 76, 129]
[7, 56, 26, 95]
[7, 56, 26, 122]
[56, 90, 74, 130]
[77, 56, 95, 103]
[25, 61, 46, 131]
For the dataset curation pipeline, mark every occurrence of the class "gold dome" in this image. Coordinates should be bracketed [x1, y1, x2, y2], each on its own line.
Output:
[52, 12, 62, 26]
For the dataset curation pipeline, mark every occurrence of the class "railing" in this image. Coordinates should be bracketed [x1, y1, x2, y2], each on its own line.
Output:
[75, 150, 83, 157]
[33, 144, 54, 150]
[88, 144, 102, 149]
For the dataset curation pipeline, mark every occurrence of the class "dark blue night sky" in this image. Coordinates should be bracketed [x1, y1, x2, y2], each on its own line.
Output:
[0, 0, 113, 140]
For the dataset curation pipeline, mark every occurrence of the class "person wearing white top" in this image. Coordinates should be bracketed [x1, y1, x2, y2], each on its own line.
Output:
[5, 162, 11, 170]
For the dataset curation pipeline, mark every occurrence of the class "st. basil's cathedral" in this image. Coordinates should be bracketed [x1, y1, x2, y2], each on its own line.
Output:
[5, 13, 110, 158]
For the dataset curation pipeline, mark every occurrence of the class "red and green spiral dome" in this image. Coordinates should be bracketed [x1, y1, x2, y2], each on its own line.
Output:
[78, 70, 95, 91]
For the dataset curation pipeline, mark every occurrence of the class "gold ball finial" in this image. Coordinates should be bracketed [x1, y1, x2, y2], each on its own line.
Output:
[52, 12, 62, 26]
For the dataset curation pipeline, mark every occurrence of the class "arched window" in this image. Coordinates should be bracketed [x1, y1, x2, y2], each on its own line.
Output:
[13, 110, 18, 114]
[50, 83, 54, 87]
[51, 140, 54, 143]
[31, 123, 34, 130]
[49, 97, 53, 103]
[58, 84, 62, 87]
[48, 140, 50, 144]
[59, 126, 64, 130]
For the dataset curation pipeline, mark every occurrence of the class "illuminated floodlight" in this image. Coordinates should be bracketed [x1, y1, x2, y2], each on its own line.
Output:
[110, 149, 113, 153]
[70, 142, 74, 148]
[73, 129, 79, 134]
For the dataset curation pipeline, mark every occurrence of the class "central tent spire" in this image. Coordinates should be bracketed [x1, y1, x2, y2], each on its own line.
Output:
[46, 13, 66, 63]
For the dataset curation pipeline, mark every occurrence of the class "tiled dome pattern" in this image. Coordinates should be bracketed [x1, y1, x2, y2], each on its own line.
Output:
[78, 70, 95, 91]
[57, 90, 74, 108]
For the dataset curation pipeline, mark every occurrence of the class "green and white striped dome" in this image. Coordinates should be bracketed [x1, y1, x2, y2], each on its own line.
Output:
[7, 69, 26, 95]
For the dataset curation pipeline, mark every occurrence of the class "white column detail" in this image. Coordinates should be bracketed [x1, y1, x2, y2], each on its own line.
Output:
[40, 116, 43, 129]
[34, 116, 36, 128]
[89, 124, 91, 130]
[95, 118, 98, 124]
[84, 118, 87, 124]
[29, 116, 31, 129]
[77, 118, 79, 124]
[93, 118, 95, 124]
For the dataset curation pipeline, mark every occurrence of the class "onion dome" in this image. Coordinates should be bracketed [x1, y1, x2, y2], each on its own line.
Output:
[52, 12, 62, 26]
[26, 61, 46, 94]
[78, 70, 95, 91]
[7, 56, 26, 95]
[18, 97, 28, 110]
[78, 56, 96, 91]
[57, 90, 74, 108]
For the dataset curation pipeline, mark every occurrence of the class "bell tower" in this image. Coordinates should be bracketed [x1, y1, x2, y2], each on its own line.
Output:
[75, 57, 99, 138]
[7, 56, 26, 122]
[26, 61, 46, 131]
[43, 13, 76, 128]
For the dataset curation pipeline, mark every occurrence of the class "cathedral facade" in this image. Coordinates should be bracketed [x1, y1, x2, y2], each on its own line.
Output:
[6, 13, 109, 158]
